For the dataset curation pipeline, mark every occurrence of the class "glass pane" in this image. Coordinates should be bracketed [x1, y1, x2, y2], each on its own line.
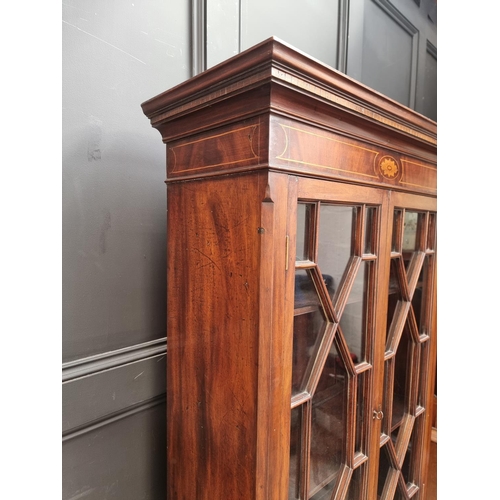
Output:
[377, 445, 393, 498]
[412, 260, 425, 334]
[339, 261, 371, 363]
[293, 270, 328, 396]
[296, 203, 309, 261]
[392, 209, 403, 252]
[394, 416, 424, 500]
[418, 341, 430, 409]
[310, 481, 334, 500]
[363, 206, 376, 254]
[427, 212, 437, 250]
[346, 464, 365, 500]
[381, 358, 393, 435]
[289, 405, 302, 500]
[395, 487, 408, 500]
[391, 426, 399, 444]
[400, 419, 416, 484]
[405, 212, 426, 275]
[309, 341, 347, 496]
[392, 325, 410, 430]
[414, 255, 434, 339]
[402, 211, 419, 252]
[317, 205, 357, 304]
[355, 372, 366, 453]
[386, 259, 401, 346]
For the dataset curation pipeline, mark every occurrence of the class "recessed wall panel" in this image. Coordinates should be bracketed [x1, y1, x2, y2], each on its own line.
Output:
[62, 0, 190, 361]
[241, 0, 339, 69]
[361, 0, 415, 107]
[422, 44, 437, 121]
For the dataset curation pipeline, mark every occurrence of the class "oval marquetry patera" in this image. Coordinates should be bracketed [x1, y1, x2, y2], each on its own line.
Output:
[378, 156, 400, 180]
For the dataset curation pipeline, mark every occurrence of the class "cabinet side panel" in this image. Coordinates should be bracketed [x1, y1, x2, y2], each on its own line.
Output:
[167, 174, 264, 499]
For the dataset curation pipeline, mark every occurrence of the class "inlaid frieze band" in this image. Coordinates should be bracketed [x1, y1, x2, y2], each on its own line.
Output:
[168, 124, 260, 176]
[270, 118, 436, 194]
[276, 123, 380, 180]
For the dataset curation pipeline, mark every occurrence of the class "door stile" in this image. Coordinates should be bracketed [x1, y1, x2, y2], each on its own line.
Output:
[285, 175, 299, 500]
[255, 172, 277, 500]
[366, 190, 393, 498]
[256, 171, 294, 500]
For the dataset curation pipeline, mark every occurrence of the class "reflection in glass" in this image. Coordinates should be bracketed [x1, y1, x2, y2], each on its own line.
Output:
[309, 341, 347, 496]
[402, 211, 419, 252]
[292, 269, 328, 396]
[296, 203, 309, 261]
[317, 205, 356, 304]
[310, 480, 334, 500]
[340, 261, 370, 363]
[363, 206, 376, 254]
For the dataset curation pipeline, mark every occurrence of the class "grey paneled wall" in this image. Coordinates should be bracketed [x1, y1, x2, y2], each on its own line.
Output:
[240, 0, 341, 69]
[360, 0, 418, 108]
[63, 403, 166, 500]
[62, 0, 189, 363]
[422, 41, 437, 121]
[62, 0, 189, 498]
[346, 0, 436, 118]
[206, 0, 436, 118]
[63, 1, 436, 499]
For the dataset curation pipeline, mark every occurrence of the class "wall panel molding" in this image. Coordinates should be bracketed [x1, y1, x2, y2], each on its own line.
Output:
[426, 39, 437, 59]
[63, 338, 167, 441]
[371, 0, 419, 109]
[337, 0, 350, 73]
[63, 401, 167, 500]
[62, 337, 167, 382]
[206, 0, 241, 68]
[63, 394, 166, 442]
[191, 0, 207, 75]
[63, 347, 167, 436]
[372, 0, 418, 36]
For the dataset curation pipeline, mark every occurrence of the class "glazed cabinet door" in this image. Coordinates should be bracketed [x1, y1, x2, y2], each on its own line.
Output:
[375, 192, 437, 500]
[286, 177, 389, 500]
[285, 177, 436, 500]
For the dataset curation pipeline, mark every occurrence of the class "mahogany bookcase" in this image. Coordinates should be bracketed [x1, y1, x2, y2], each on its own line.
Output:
[142, 37, 437, 500]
